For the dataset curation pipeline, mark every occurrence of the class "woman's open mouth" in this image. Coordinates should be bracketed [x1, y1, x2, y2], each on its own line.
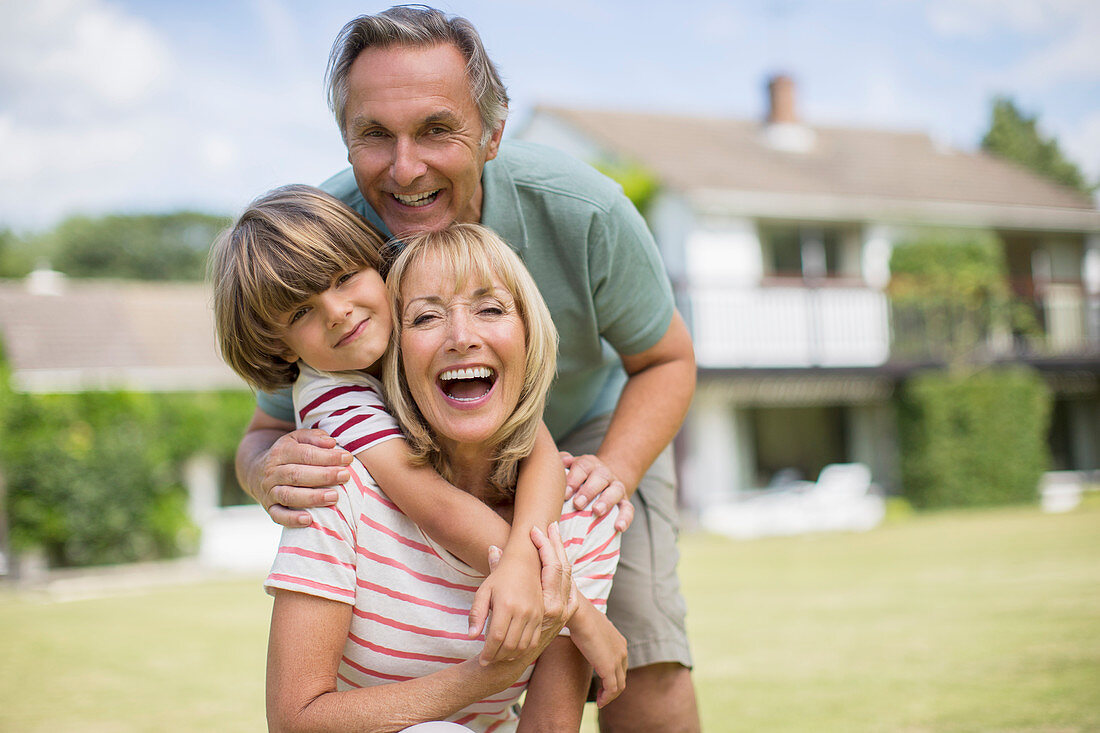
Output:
[438, 366, 496, 402]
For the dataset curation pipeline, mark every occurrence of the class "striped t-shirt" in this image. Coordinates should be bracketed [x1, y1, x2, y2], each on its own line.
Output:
[292, 364, 403, 453]
[270, 365, 621, 731]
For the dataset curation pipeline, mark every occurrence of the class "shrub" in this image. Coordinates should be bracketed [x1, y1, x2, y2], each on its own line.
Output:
[0, 384, 254, 568]
[898, 367, 1051, 509]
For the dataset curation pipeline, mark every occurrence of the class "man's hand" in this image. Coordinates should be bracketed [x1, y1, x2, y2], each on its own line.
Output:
[468, 547, 544, 665]
[560, 452, 634, 532]
[237, 408, 354, 527]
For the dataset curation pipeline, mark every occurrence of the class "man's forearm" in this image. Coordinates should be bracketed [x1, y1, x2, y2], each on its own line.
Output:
[598, 310, 696, 494]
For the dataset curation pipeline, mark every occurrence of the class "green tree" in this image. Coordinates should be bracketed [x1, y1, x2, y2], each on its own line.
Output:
[47, 211, 230, 281]
[594, 159, 660, 216]
[887, 229, 1029, 368]
[982, 96, 1093, 195]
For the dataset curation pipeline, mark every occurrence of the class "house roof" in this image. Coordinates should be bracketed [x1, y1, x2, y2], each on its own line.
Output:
[529, 105, 1100, 232]
[0, 274, 247, 393]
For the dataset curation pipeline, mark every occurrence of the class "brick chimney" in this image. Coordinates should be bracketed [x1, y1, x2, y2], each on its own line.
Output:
[767, 74, 797, 125]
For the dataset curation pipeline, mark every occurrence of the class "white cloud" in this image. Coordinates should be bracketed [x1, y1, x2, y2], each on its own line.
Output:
[0, 0, 169, 116]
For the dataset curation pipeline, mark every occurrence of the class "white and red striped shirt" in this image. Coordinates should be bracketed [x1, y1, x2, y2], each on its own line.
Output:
[292, 364, 404, 453]
[270, 366, 621, 732]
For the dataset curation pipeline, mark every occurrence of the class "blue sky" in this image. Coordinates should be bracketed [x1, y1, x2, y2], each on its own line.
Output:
[1, 0, 1098, 231]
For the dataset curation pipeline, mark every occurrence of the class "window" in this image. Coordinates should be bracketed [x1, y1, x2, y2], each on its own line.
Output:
[760, 222, 849, 280]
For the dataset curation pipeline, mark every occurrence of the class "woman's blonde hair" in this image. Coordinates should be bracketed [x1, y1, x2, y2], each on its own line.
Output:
[208, 184, 387, 392]
[383, 223, 557, 496]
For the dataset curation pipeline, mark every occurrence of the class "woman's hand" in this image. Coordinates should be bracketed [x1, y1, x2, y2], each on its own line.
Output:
[560, 452, 634, 532]
[529, 523, 578, 650]
[469, 546, 544, 665]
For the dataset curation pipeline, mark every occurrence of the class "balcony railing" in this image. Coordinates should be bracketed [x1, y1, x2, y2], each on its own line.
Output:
[688, 284, 1100, 370]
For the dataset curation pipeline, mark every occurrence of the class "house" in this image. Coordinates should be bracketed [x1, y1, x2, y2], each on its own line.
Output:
[0, 271, 279, 572]
[517, 76, 1100, 514]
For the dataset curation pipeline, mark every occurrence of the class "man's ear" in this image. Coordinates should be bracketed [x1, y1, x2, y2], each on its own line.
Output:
[485, 116, 506, 162]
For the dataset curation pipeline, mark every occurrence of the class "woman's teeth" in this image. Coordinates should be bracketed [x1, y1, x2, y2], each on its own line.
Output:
[440, 366, 494, 382]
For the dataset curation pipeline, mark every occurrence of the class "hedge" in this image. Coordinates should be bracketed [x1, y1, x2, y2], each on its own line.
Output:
[0, 374, 254, 568]
[898, 367, 1051, 509]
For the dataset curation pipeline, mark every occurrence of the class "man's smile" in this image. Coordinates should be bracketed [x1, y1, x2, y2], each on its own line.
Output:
[392, 190, 441, 207]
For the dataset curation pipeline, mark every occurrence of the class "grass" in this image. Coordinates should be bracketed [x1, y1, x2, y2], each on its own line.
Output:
[3, 499, 1099, 732]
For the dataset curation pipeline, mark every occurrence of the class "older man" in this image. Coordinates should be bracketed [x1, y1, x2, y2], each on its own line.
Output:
[237, 7, 700, 731]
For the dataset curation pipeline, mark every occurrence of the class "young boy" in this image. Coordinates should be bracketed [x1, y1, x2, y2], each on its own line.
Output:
[208, 185, 626, 704]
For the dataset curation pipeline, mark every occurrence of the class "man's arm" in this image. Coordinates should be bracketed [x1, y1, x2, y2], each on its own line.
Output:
[564, 309, 695, 509]
[236, 407, 353, 527]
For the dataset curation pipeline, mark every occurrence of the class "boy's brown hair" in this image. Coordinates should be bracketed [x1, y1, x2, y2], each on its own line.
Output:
[208, 184, 387, 392]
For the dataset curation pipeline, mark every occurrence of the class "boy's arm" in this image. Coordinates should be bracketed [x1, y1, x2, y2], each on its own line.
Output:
[566, 598, 628, 707]
[471, 422, 567, 663]
[359, 437, 551, 661]
[358, 438, 510, 573]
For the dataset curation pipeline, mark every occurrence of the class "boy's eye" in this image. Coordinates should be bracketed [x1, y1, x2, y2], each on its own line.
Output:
[288, 306, 309, 325]
[335, 271, 357, 286]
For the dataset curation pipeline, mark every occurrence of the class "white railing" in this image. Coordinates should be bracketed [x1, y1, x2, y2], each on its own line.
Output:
[690, 286, 890, 368]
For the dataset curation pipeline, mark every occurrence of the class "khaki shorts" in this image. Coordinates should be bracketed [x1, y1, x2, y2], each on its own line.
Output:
[558, 416, 693, 670]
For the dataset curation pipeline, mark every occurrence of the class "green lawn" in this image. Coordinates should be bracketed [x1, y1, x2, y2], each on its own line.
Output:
[2, 499, 1098, 732]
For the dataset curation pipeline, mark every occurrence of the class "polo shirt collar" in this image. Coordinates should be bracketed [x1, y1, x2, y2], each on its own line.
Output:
[479, 153, 528, 252]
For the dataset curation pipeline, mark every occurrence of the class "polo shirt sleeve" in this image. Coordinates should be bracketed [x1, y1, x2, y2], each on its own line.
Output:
[256, 386, 295, 424]
[589, 195, 676, 357]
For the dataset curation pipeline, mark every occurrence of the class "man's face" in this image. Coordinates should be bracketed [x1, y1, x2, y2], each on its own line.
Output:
[343, 43, 504, 236]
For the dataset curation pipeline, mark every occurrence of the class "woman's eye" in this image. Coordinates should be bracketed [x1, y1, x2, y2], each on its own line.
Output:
[410, 312, 438, 326]
[336, 271, 356, 286]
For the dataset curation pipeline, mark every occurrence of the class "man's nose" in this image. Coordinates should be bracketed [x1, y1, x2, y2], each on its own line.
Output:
[391, 137, 427, 188]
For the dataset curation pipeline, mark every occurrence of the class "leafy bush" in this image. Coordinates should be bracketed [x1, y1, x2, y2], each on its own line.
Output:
[0, 383, 254, 568]
[898, 367, 1051, 508]
[887, 230, 1032, 364]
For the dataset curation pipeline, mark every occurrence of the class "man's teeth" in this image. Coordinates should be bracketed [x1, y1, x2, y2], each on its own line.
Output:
[393, 190, 439, 207]
[440, 366, 494, 381]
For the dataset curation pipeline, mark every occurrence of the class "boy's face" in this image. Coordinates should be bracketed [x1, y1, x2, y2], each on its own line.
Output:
[280, 267, 391, 374]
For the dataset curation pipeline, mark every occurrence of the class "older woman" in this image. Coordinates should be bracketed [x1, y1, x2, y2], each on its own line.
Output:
[264, 224, 622, 732]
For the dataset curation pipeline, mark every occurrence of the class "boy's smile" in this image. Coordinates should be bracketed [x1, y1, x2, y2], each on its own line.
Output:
[280, 267, 391, 375]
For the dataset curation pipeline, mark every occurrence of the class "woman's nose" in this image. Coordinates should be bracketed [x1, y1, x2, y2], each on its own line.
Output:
[446, 310, 481, 351]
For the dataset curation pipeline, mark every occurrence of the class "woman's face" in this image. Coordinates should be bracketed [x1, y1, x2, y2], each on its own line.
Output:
[399, 254, 527, 455]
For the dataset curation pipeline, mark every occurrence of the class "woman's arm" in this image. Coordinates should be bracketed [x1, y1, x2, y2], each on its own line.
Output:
[267, 525, 577, 733]
[267, 591, 527, 733]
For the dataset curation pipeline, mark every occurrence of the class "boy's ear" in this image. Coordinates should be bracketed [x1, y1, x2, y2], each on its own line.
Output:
[279, 345, 300, 364]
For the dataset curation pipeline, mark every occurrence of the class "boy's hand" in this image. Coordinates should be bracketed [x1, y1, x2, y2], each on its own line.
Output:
[468, 544, 544, 665]
[255, 429, 353, 527]
[559, 452, 634, 532]
[568, 603, 628, 708]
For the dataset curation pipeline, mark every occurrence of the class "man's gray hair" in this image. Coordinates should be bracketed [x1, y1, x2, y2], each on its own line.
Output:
[325, 5, 510, 146]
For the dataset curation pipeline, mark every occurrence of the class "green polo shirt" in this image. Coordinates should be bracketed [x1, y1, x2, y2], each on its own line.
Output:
[257, 141, 674, 441]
